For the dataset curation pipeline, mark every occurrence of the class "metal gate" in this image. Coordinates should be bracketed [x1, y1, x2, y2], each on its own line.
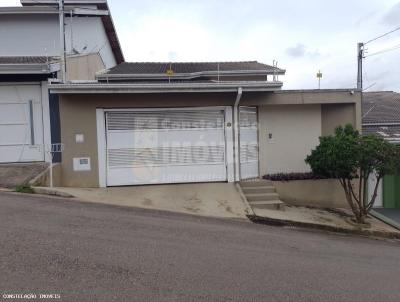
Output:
[105, 108, 228, 186]
[239, 107, 259, 179]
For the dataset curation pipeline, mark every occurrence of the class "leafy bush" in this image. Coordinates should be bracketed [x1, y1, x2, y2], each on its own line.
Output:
[263, 172, 327, 181]
[306, 124, 400, 223]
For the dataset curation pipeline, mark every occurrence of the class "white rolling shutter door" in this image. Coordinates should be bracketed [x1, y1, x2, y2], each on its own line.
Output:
[239, 107, 259, 179]
[105, 109, 227, 186]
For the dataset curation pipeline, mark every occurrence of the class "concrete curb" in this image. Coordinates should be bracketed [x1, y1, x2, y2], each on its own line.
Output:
[32, 187, 74, 198]
[247, 214, 400, 240]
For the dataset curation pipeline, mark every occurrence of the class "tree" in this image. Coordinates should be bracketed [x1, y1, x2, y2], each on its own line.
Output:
[305, 124, 400, 224]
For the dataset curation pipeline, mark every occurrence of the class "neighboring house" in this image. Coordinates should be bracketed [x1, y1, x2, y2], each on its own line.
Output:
[48, 61, 361, 187]
[363, 91, 400, 209]
[0, 0, 123, 163]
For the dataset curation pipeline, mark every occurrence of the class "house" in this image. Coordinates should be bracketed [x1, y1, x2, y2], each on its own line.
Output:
[363, 91, 400, 209]
[48, 61, 361, 187]
[0, 0, 123, 164]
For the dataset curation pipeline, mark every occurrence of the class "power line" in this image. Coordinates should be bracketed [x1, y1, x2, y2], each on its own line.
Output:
[365, 43, 400, 57]
[364, 25, 400, 45]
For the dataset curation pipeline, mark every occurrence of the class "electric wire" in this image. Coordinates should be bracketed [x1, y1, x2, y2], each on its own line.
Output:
[364, 25, 400, 45]
[365, 43, 400, 57]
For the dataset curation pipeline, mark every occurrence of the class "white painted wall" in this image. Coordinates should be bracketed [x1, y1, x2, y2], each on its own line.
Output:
[258, 104, 322, 175]
[0, 14, 116, 68]
[368, 173, 383, 207]
[65, 16, 116, 68]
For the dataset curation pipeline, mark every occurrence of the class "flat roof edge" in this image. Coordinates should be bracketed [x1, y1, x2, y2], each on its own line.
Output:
[277, 88, 361, 93]
[49, 82, 283, 94]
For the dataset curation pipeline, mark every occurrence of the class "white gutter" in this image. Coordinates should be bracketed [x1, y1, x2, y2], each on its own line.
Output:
[0, 7, 109, 16]
[49, 82, 283, 94]
[233, 87, 243, 182]
[363, 122, 400, 126]
[0, 63, 58, 74]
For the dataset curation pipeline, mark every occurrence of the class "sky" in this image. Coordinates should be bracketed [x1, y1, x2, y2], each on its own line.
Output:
[3, 0, 400, 91]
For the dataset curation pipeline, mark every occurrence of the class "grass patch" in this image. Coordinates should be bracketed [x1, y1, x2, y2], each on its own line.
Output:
[15, 185, 35, 194]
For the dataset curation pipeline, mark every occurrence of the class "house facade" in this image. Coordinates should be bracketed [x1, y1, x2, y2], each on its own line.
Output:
[49, 62, 361, 187]
[0, 0, 123, 163]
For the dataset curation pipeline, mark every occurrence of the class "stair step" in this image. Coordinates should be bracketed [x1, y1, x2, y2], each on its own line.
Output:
[249, 200, 285, 210]
[242, 186, 276, 194]
[239, 180, 273, 187]
[246, 192, 280, 201]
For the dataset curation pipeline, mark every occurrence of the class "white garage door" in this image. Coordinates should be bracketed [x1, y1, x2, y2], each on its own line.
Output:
[239, 107, 259, 179]
[0, 85, 44, 163]
[105, 108, 228, 186]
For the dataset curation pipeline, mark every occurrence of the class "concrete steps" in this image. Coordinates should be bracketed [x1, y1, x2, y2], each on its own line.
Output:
[241, 186, 276, 194]
[246, 192, 280, 201]
[239, 180, 285, 211]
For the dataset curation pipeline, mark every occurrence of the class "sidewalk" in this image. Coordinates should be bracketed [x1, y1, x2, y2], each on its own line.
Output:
[249, 205, 400, 239]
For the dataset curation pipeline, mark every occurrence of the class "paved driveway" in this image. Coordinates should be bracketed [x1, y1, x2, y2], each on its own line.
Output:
[0, 192, 400, 302]
[37, 183, 248, 219]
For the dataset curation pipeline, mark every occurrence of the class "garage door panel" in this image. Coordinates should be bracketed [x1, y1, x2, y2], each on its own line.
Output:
[0, 124, 30, 145]
[106, 111, 224, 130]
[0, 103, 28, 124]
[0, 85, 44, 163]
[0, 145, 42, 163]
[107, 129, 225, 149]
[107, 164, 227, 186]
[108, 145, 225, 167]
[105, 109, 228, 186]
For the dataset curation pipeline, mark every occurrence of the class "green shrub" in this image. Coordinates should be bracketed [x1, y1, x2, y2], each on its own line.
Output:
[306, 124, 400, 224]
[15, 185, 35, 194]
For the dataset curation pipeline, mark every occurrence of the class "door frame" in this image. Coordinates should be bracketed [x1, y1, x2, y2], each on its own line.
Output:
[96, 106, 234, 187]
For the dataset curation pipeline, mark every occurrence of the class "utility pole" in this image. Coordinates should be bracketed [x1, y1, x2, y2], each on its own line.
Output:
[58, 0, 66, 82]
[357, 42, 365, 124]
[357, 42, 364, 90]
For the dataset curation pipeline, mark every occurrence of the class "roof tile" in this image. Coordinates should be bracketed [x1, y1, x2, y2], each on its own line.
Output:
[363, 91, 400, 124]
[105, 61, 281, 75]
[0, 56, 55, 64]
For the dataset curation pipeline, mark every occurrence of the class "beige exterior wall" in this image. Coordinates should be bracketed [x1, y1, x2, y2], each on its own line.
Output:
[273, 179, 350, 208]
[57, 90, 360, 187]
[66, 53, 106, 81]
[58, 93, 236, 187]
[321, 103, 356, 136]
[258, 104, 321, 175]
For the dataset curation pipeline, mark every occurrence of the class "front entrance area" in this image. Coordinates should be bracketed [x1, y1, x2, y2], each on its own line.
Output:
[103, 107, 233, 186]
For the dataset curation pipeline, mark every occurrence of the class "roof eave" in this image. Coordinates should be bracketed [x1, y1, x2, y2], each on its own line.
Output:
[49, 82, 283, 94]
[0, 63, 58, 74]
[0, 6, 108, 16]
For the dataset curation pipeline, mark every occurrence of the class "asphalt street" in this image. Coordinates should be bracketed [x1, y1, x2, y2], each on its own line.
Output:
[0, 192, 399, 302]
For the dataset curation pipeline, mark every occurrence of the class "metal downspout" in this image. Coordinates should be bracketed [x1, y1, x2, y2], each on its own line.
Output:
[233, 87, 243, 182]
